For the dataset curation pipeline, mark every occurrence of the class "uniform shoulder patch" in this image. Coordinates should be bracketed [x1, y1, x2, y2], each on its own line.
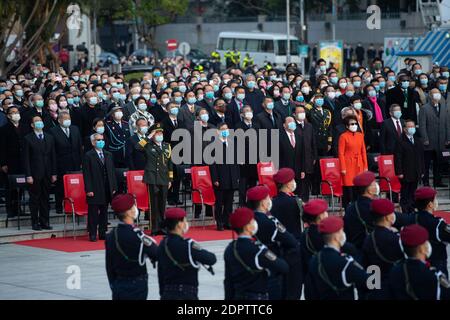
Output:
[191, 241, 202, 251]
[138, 139, 148, 148]
[277, 223, 287, 233]
[444, 223, 450, 234]
[264, 250, 277, 261]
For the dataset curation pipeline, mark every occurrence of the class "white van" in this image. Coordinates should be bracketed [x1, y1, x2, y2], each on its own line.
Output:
[216, 31, 301, 69]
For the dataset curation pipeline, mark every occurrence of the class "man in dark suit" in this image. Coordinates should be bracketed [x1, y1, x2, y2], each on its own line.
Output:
[125, 117, 148, 171]
[385, 75, 420, 123]
[279, 116, 304, 187]
[255, 97, 283, 161]
[210, 122, 240, 231]
[83, 133, 117, 241]
[294, 106, 318, 201]
[274, 86, 296, 120]
[49, 111, 82, 213]
[379, 104, 405, 155]
[226, 86, 247, 127]
[209, 98, 233, 128]
[23, 115, 57, 231]
[20, 94, 53, 135]
[244, 74, 264, 115]
[0, 106, 26, 217]
[235, 105, 260, 206]
[73, 92, 107, 139]
[395, 120, 425, 214]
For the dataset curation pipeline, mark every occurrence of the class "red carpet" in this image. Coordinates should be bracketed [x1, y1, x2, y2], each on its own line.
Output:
[13, 226, 234, 253]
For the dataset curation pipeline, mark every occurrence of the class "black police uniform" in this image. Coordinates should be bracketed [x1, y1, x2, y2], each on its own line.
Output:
[389, 258, 450, 300]
[105, 119, 131, 168]
[414, 210, 450, 276]
[299, 223, 360, 280]
[344, 196, 374, 249]
[157, 233, 217, 300]
[361, 226, 405, 299]
[304, 246, 369, 300]
[253, 210, 299, 300]
[105, 222, 158, 300]
[224, 236, 289, 300]
[271, 191, 303, 240]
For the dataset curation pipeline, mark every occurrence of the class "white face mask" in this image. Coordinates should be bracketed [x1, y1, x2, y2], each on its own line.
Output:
[244, 112, 253, 120]
[373, 182, 381, 196]
[182, 221, 190, 234]
[433, 199, 439, 211]
[339, 232, 347, 247]
[291, 180, 297, 193]
[11, 114, 21, 122]
[301, 87, 311, 95]
[426, 241, 432, 258]
[251, 220, 259, 236]
[297, 113, 306, 121]
[114, 111, 123, 120]
[432, 93, 442, 101]
[327, 92, 336, 100]
[390, 212, 396, 226]
[130, 206, 139, 220]
[348, 124, 358, 133]
[266, 198, 273, 212]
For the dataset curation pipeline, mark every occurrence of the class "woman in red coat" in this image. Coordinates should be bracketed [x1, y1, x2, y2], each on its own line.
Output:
[338, 115, 368, 208]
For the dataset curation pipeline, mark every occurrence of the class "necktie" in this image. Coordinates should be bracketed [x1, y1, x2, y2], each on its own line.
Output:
[410, 137, 414, 144]
[39, 134, 43, 140]
[396, 120, 402, 137]
[65, 128, 70, 138]
[270, 114, 275, 126]
[99, 152, 104, 164]
[173, 119, 178, 127]
[289, 133, 296, 148]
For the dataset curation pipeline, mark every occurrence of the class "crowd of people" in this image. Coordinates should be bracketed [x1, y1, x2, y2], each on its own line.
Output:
[0, 53, 450, 300]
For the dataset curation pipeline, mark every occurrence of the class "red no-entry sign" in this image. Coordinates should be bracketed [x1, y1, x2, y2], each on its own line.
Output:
[166, 39, 178, 51]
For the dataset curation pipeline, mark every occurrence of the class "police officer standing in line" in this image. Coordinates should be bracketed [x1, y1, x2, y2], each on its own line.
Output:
[389, 224, 450, 300]
[224, 207, 289, 300]
[138, 123, 173, 235]
[105, 194, 158, 300]
[413, 187, 450, 276]
[246, 185, 299, 300]
[299, 199, 359, 282]
[157, 208, 217, 300]
[304, 216, 370, 300]
[270, 168, 304, 300]
[105, 106, 131, 169]
[361, 199, 405, 300]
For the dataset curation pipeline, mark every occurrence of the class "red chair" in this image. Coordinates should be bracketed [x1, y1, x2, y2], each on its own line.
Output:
[191, 166, 216, 226]
[319, 158, 343, 212]
[63, 174, 88, 238]
[126, 170, 149, 223]
[257, 162, 278, 197]
[377, 155, 401, 201]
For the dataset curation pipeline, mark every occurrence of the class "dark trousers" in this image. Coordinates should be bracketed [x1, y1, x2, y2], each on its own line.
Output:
[194, 204, 213, 218]
[112, 277, 148, 300]
[400, 179, 418, 214]
[268, 273, 283, 300]
[28, 177, 51, 227]
[297, 175, 312, 202]
[88, 204, 108, 238]
[55, 175, 64, 212]
[342, 186, 356, 210]
[238, 174, 257, 206]
[5, 176, 20, 216]
[214, 189, 234, 228]
[312, 148, 329, 195]
[282, 248, 303, 300]
[148, 184, 168, 233]
[168, 165, 181, 203]
[423, 150, 442, 186]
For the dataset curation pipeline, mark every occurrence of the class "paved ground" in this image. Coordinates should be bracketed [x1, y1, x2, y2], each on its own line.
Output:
[0, 240, 228, 300]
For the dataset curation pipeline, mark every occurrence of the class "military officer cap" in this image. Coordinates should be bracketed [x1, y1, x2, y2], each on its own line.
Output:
[370, 199, 395, 216]
[246, 185, 270, 201]
[400, 224, 429, 247]
[414, 187, 437, 201]
[273, 168, 295, 185]
[150, 123, 164, 134]
[110, 105, 123, 113]
[303, 199, 328, 216]
[353, 171, 376, 187]
[164, 208, 187, 219]
[111, 193, 135, 213]
[319, 216, 344, 234]
[229, 207, 254, 229]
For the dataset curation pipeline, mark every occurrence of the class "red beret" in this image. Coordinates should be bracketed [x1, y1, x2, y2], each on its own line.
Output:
[229, 207, 254, 229]
[273, 168, 295, 184]
[247, 185, 270, 201]
[401, 224, 429, 247]
[164, 208, 187, 219]
[353, 171, 376, 187]
[414, 187, 437, 201]
[303, 199, 328, 216]
[318, 216, 344, 234]
[111, 193, 135, 213]
[370, 199, 395, 216]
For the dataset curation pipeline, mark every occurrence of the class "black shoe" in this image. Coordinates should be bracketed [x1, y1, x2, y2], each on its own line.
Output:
[224, 224, 231, 230]
[32, 225, 42, 231]
[40, 225, 53, 230]
[217, 223, 224, 231]
[89, 236, 97, 242]
[99, 234, 106, 240]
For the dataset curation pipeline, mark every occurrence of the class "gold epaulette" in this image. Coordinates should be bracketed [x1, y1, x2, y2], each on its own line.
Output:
[138, 139, 148, 148]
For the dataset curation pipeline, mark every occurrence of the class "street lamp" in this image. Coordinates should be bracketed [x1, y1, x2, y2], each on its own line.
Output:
[287, 0, 291, 64]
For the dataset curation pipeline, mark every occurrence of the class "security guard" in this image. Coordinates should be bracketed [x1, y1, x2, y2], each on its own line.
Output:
[304, 216, 370, 300]
[138, 123, 173, 235]
[210, 50, 221, 73]
[105, 193, 158, 300]
[224, 207, 289, 300]
[242, 53, 254, 69]
[231, 49, 241, 68]
[157, 208, 217, 300]
[361, 199, 405, 300]
[224, 50, 233, 69]
[299, 199, 359, 281]
[246, 185, 299, 300]
[105, 105, 131, 169]
[389, 224, 450, 300]
[413, 187, 450, 276]
[271, 168, 304, 300]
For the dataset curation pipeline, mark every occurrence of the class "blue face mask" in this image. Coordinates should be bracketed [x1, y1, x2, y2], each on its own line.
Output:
[288, 122, 297, 131]
[89, 97, 98, 105]
[221, 129, 230, 138]
[414, 69, 422, 75]
[379, 81, 386, 88]
[439, 84, 447, 92]
[73, 97, 80, 104]
[374, 85, 380, 92]
[113, 92, 121, 100]
[315, 98, 324, 107]
[393, 111, 402, 119]
[174, 97, 183, 104]
[150, 98, 157, 104]
[155, 135, 164, 143]
[96, 126, 105, 134]
[407, 127, 416, 136]
[266, 102, 274, 110]
[96, 140, 105, 149]
[247, 81, 256, 89]
[296, 96, 304, 103]
[67, 98, 74, 105]
[170, 108, 179, 116]
[388, 76, 396, 82]
[420, 78, 428, 86]
[368, 90, 377, 97]
[0, 87, 6, 93]
[35, 100, 44, 108]
[205, 92, 215, 99]
[330, 77, 338, 84]
[443, 72, 449, 78]
[179, 86, 187, 93]
[353, 81, 361, 88]
[401, 81, 410, 89]
[213, 85, 220, 92]
[153, 71, 161, 78]
[346, 91, 354, 98]
[188, 97, 197, 105]
[224, 92, 233, 100]
[34, 121, 44, 130]
[200, 114, 209, 122]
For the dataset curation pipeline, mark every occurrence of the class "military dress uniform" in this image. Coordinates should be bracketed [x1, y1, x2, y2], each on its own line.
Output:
[157, 233, 217, 300]
[105, 118, 131, 168]
[138, 124, 173, 234]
